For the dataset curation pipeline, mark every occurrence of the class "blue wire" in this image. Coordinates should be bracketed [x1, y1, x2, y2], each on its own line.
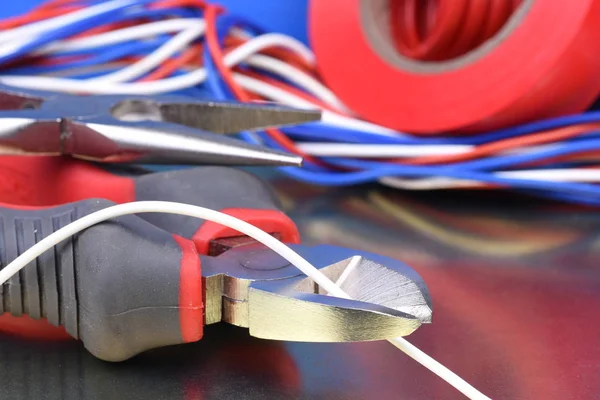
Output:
[59, 65, 124, 79]
[251, 132, 600, 205]
[203, 42, 235, 99]
[309, 135, 600, 174]
[215, 13, 265, 37]
[0, 1, 201, 66]
[282, 124, 420, 144]
[283, 114, 600, 146]
[288, 156, 600, 196]
[251, 125, 600, 205]
[447, 136, 600, 171]
[451, 112, 600, 145]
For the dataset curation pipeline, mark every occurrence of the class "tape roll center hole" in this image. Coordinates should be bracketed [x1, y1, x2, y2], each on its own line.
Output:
[360, 0, 532, 72]
[388, 0, 522, 61]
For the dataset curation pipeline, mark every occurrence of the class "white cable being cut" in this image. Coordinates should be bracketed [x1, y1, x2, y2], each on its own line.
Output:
[0, 201, 490, 400]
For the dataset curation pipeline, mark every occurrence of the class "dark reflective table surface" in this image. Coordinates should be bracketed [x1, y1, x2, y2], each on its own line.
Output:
[1, 174, 599, 399]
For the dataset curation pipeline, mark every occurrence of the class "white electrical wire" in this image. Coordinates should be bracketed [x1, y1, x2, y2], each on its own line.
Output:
[221, 32, 313, 66]
[295, 142, 566, 158]
[297, 143, 473, 157]
[39, 18, 204, 54]
[0, 201, 489, 400]
[244, 54, 350, 113]
[231, 73, 318, 108]
[0, 33, 309, 92]
[90, 22, 206, 83]
[232, 74, 399, 136]
[0, 0, 137, 44]
[380, 167, 600, 190]
[380, 176, 481, 190]
[332, 255, 362, 287]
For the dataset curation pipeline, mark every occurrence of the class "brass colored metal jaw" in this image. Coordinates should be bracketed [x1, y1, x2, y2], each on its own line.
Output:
[201, 243, 432, 343]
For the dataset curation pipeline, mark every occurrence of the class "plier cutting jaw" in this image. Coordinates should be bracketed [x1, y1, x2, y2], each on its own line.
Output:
[0, 84, 318, 166]
[205, 243, 432, 344]
[0, 198, 432, 362]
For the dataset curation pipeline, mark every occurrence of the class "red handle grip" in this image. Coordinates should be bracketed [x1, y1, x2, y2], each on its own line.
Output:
[0, 156, 135, 205]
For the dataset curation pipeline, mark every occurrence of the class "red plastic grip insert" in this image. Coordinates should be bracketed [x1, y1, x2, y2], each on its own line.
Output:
[173, 235, 204, 343]
[0, 156, 135, 206]
[191, 208, 301, 255]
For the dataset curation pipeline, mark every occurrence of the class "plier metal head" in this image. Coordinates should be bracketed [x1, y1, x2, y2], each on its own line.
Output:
[0, 84, 319, 166]
[203, 243, 432, 342]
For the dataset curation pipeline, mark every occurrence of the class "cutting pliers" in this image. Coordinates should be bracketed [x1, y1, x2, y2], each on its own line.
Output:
[0, 84, 316, 166]
[0, 156, 432, 362]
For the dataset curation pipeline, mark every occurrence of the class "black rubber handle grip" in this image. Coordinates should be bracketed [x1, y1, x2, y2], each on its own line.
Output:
[0, 199, 200, 361]
[134, 166, 285, 238]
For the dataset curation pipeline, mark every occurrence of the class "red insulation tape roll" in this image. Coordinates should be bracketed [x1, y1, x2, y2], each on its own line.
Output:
[310, 0, 600, 134]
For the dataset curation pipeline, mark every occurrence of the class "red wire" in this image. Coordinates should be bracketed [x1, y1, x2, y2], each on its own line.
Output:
[398, 123, 600, 165]
[203, 5, 324, 165]
[77, 20, 140, 38]
[516, 151, 600, 169]
[141, 44, 203, 81]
